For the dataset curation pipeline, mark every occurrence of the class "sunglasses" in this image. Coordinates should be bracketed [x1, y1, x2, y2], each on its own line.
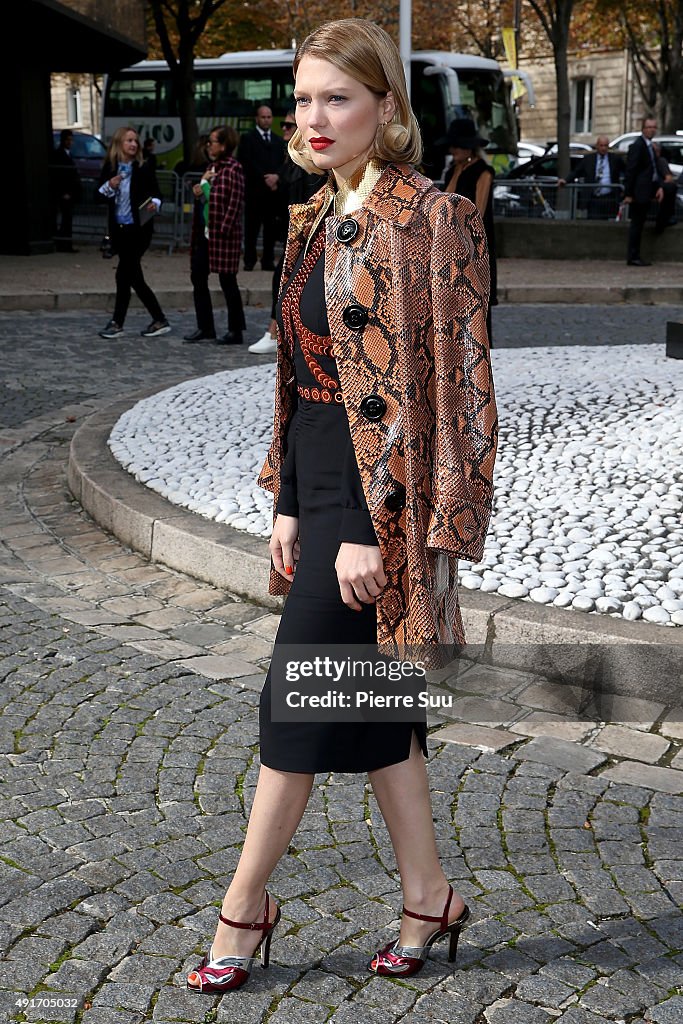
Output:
[281, 121, 296, 130]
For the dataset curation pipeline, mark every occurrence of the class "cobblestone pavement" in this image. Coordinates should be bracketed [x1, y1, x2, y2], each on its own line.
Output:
[0, 307, 682, 1024]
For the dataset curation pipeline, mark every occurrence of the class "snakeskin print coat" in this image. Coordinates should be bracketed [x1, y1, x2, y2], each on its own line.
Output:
[259, 162, 497, 659]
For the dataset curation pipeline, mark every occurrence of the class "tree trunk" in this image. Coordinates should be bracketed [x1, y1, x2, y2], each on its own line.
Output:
[172, 59, 199, 167]
[661, 22, 683, 131]
[554, 31, 571, 181]
[526, 0, 575, 181]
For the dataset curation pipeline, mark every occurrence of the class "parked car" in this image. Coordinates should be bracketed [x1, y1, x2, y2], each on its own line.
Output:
[52, 130, 106, 178]
[516, 141, 546, 163]
[494, 148, 588, 218]
[499, 150, 587, 182]
[609, 132, 683, 177]
[510, 141, 593, 171]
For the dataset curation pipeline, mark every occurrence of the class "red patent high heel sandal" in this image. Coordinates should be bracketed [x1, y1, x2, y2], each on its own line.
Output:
[368, 885, 469, 977]
[187, 892, 281, 994]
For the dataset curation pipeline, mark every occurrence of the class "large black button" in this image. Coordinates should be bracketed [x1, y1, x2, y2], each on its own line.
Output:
[342, 304, 369, 330]
[384, 485, 406, 512]
[360, 394, 387, 421]
[336, 218, 359, 243]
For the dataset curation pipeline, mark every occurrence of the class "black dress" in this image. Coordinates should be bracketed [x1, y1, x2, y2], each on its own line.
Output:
[445, 158, 497, 345]
[445, 158, 497, 305]
[259, 224, 428, 774]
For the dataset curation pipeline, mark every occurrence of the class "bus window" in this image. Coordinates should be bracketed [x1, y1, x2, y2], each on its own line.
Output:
[194, 76, 213, 118]
[108, 78, 159, 117]
[157, 78, 174, 116]
[456, 71, 515, 156]
[214, 70, 293, 123]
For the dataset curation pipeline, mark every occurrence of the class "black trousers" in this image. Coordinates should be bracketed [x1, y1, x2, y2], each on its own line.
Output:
[244, 190, 278, 268]
[218, 272, 246, 332]
[55, 197, 75, 251]
[190, 234, 216, 335]
[113, 226, 165, 326]
[191, 235, 246, 333]
[627, 201, 650, 261]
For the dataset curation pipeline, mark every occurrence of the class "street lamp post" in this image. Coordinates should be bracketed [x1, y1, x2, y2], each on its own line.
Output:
[400, 0, 411, 100]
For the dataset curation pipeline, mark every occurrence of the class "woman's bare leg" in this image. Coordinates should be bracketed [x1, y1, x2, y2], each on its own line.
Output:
[191, 765, 313, 969]
[369, 733, 466, 946]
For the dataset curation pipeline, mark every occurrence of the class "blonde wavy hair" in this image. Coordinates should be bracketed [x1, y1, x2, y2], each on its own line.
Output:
[106, 126, 143, 167]
[289, 18, 423, 174]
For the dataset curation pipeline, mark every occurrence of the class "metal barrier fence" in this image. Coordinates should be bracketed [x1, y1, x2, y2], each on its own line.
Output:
[493, 180, 683, 222]
[70, 171, 201, 252]
[68, 173, 682, 247]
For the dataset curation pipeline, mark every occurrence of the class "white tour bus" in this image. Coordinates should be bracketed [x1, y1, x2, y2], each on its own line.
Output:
[103, 49, 528, 180]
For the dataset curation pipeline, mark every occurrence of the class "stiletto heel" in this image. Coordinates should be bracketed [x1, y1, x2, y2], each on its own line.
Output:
[448, 920, 463, 962]
[368, 885, 469, 977]
[262, 929, 275, 969]
[187, 892, 281, 994]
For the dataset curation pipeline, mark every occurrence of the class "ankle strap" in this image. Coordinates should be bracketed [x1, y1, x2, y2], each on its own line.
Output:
[402, 885, 453, 930]
[219, 892, 270, 931]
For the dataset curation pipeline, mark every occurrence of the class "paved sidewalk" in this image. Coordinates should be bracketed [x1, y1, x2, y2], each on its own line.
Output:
[2, 249, 683, 309]
[0, 307, 682, 1024]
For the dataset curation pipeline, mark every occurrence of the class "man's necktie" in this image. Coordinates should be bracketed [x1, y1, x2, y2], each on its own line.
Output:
[264, 131, 271, 144]
[595, 154, 609, 195]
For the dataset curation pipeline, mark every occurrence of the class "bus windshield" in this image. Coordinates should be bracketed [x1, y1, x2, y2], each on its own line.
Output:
[412, 63, 517, 179]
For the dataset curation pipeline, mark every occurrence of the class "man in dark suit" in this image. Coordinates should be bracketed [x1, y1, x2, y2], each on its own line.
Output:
[565, 136, 625, 219]
[237, 105, 286, 271]
[50, 129, 82, 253]
[624, 115, 664, 266]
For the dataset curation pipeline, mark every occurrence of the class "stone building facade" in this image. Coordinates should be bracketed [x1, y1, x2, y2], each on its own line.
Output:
[51, 72, 104, 136]
[515, 48, 648, 144]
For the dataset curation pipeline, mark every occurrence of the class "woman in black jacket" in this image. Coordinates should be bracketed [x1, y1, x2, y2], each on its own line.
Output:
[97, 126, 170, 339]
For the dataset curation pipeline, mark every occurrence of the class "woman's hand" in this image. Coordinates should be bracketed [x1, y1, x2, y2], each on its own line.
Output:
[335, 543, 386, 611]
[192, 183, 203, 198]
[270, 514, 300, 580]
[109, 174, 123, 189]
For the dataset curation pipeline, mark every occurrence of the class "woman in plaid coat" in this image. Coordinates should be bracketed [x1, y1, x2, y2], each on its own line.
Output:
[205, 125, 246, 345]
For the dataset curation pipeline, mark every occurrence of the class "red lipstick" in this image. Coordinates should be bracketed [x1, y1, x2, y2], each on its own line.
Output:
[310, 137, 334, 150]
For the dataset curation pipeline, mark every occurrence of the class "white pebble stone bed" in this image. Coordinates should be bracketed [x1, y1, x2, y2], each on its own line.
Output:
[109, 344, 683, 627]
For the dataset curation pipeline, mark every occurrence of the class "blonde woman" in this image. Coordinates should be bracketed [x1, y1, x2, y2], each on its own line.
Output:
[187, 18, 497, 994]
[97, 126, 169, 339]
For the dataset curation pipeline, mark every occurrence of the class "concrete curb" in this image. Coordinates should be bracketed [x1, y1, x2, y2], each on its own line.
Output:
[0, 285, 271, 313]
[67, 388, 280, 611]
[68, 394, 683, 702]
[5, 284, 683, 312]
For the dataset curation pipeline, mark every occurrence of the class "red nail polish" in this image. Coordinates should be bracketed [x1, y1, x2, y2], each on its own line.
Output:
[285, 565, 293, 575]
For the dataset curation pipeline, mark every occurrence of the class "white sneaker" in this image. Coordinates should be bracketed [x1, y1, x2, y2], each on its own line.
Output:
[248, 331, 278, 354]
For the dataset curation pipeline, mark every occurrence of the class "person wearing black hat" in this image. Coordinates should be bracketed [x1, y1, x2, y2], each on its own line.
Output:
[443, 118, 497, 344]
